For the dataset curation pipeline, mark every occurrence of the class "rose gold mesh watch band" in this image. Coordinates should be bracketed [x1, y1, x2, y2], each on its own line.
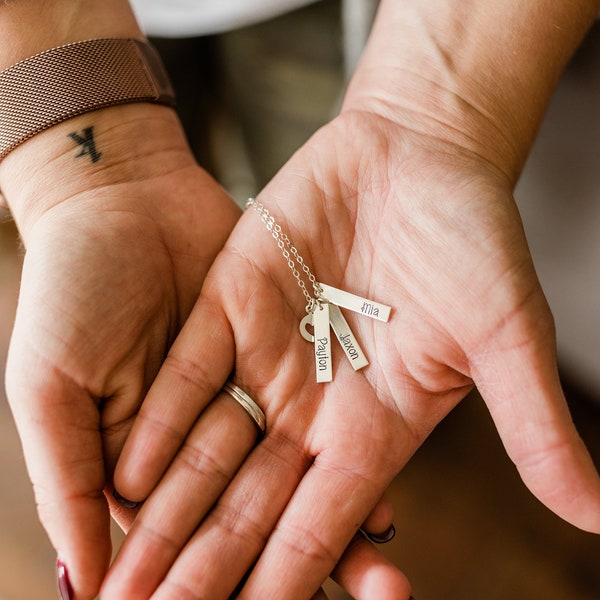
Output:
[0, 38, 176, 161]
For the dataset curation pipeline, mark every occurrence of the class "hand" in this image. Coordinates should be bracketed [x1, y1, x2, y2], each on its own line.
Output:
[110, 489, 410, 600]
[2, 102, 410, 600]
[2, 104, 241, 598]
[105, 99, 600, 599]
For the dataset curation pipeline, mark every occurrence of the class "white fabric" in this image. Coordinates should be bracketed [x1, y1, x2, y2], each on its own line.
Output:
[129, 0, 320, 37]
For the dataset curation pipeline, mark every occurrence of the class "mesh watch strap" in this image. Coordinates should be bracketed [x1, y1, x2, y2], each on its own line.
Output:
[0, 38, 176, 161]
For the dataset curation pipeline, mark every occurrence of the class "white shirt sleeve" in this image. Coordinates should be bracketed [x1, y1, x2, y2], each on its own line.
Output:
[130, 0, 320, 37]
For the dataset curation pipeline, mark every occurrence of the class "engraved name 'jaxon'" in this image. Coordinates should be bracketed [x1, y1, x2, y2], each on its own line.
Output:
[339, 333, 360, 361]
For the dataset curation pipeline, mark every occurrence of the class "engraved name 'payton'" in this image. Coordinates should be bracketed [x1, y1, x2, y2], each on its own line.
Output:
[361, 302, 380, 318]
[315, 337, 330, 371]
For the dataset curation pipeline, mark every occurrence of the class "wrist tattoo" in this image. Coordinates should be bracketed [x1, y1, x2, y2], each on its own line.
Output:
[68, 126, 102, 163]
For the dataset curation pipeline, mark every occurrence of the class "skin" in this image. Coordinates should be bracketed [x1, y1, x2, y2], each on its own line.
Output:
[105, 105, 600, 600]
[2, 0, 599, 598]
[103, 0, 600, 598]
[2, 102, 238, 597]
[1, 2, 406, 598]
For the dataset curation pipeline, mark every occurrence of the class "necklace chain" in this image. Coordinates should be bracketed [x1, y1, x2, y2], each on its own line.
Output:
[245, 198, 392, 383]
[246, 198, 322, 312]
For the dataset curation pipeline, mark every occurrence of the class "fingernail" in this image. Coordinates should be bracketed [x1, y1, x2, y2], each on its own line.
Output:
[56, 558, 73, 600]
[112, 488, 141, 509]
[365, 523, 396, 544]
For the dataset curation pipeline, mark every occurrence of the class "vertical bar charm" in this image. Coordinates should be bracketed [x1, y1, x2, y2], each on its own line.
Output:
[313, 303, 333, 383]
[318, 283, 392, 322]
[328, 304, 369, 371]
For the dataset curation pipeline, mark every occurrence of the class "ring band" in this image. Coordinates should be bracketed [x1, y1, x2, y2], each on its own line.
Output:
[223, 381, 266, 435]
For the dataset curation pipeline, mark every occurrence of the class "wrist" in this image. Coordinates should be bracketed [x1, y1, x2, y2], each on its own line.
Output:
[343, 0, 598, 184]
[0, 103, 194, 240]
[0, 0, 178, 236]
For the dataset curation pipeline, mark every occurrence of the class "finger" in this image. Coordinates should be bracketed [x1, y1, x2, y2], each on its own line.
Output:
[6, 348, 111, 600]
[145, 429, 311, 600]
[238, 452, 397, 598]
[472, 297, 600, 532]
[332, 533, 412, 600]
[114, 292, 235, 503]
[103, 391, 259, 599]
[361, 492, 396, 544]
[105, 488, 139, 533]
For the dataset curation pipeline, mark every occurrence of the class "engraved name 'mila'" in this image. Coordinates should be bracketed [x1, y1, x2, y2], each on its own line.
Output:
[361, 302, 379, 317]
[315, 337, 330, 371]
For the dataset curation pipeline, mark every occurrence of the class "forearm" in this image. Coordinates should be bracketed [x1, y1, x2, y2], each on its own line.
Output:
[344, 0, 599, 183]
[0, 0, 141, 68]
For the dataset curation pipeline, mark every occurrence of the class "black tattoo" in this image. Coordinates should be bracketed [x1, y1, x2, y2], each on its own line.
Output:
[68, 126, 102, 163]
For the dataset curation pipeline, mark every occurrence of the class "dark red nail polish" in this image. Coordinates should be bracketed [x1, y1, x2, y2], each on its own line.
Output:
[112, 488, 141, 509]
[56, 558, 73, 600]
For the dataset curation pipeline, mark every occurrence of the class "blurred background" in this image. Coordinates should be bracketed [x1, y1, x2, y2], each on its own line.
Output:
[1, 1, 599, 598]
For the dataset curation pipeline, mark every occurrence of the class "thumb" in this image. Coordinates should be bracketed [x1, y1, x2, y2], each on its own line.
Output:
[6, 344, 112, 599]
[471, 301, 600, 533]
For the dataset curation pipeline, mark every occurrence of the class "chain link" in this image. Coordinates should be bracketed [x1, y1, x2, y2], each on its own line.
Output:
[246, 198, 322, 312]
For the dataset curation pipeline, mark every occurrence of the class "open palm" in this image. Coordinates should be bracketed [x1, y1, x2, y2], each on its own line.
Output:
[108, 108, 600, 599]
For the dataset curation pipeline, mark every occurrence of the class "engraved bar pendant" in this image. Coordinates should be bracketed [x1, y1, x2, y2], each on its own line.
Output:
[319, 283, 392, 322]
[328, 304, 369, 371]
[313, 303, 333, 383]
